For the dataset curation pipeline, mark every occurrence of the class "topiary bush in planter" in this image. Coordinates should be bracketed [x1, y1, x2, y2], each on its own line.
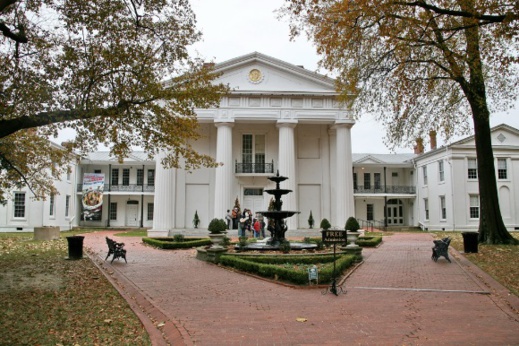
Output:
[208, 218, 227, 234]
[320, 218, 331, 230]
[345, 217, 360, 232]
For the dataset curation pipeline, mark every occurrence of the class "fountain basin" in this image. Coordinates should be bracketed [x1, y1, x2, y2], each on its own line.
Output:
[260, 210, 300, 219]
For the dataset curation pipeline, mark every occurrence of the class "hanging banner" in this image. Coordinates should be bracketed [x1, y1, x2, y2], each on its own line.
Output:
[81, 173, 105, 221]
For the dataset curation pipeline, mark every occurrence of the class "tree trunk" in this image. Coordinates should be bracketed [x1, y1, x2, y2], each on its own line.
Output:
[471, 110, 516, 244]
[462, 7, 517, 245]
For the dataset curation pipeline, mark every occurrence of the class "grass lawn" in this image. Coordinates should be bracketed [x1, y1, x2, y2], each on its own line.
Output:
[0, 232, 150, 345]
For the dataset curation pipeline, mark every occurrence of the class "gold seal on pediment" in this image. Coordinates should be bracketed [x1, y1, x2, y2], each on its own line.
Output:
[248, 69, 263, 83]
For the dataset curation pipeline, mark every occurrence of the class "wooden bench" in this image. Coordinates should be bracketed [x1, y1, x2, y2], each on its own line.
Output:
[432, 237, 451, 263]
[105, 237, 127, 264]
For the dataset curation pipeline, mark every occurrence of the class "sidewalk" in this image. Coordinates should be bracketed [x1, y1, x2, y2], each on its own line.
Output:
[83, 231, 519, 346]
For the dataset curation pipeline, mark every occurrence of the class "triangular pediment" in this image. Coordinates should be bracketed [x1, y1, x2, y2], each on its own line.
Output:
[452, 124, 519, 148]
[354, 155, 385, 164]
[213, 52, 337, 95]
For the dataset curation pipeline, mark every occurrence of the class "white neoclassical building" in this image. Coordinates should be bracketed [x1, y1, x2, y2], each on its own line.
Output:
[2, 53, 519, 234]
[151, 52, 355, 233]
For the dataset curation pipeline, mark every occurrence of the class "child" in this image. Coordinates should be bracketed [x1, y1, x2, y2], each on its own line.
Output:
[253, 219, 261, 238]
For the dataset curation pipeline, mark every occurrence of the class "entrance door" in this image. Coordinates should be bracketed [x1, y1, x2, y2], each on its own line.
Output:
[386, 199, 403, 225]
[126, 202, 139, 227]
[243, 188, 264, 214]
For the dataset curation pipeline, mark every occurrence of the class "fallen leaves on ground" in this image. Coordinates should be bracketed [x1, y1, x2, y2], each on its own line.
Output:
[0, 235, 151, 345]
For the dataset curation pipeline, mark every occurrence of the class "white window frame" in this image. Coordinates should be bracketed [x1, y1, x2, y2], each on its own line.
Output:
[497, 158, 507, 180]
[440, 196, 446, 220]
[13, 192, 26, 219]
[438, 160, 445, 182]
[469, 195, 480, 219]
[65, 195, 70, 217]
[49, 194, 55, 217]
[424, 198, 429, 220]
[422, 166, 428, 185]
[147, 203, 154, 221]
[109, 202, 118, 221]
[467, 158, 477, 179]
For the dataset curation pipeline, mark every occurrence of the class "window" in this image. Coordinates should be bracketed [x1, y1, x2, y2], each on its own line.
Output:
[353, 173, 357, 190]
[110, 202, 117, 220]
[374, 173, 381, 190]
[438, 160, 445, 182]
[66, 166, 71, 181]
[94, 169, 102, 174]
[498, 158, 507, 179]
[364, 173, 371, 189]
[147, 203, 154, 220]
[422, 166, 428, 185]
[137, 169, 144, 186]
[468, 158, 478, 179]
[49, 194, 55, 216]
[440, 196, 446, 220]
[367, 204, 374, 221]
[424, 198, 429, 220]
[14, 192, 26, 218]
[244, 188, 263, 195]
[65, 195, 70, 217]
[242, 134, 266, 173]
[111, 168, 119, 186]
[469, 195, 480, 219]
[147, 169, 155, 186]
[122, 168, 130, 186]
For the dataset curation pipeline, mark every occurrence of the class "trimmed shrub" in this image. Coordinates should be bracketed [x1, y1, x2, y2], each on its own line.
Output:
[219, 253, 356, 285]
[173, 234, 185, 242]
[208, 218, 227, 234]
[142, 237, 211, 249]
[345, 217, 360, 232]
[320, 218, 331, 230]
[356, 236, 382, 247]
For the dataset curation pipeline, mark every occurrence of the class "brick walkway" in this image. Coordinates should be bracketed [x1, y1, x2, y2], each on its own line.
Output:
[83, 231, 519, 346]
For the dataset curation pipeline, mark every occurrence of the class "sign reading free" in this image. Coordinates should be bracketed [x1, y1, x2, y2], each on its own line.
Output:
[321, 230, 347, 244]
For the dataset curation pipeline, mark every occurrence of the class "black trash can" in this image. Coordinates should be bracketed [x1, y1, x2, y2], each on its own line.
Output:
[461, 232, 479, 253]
[66, 236, 85, 259]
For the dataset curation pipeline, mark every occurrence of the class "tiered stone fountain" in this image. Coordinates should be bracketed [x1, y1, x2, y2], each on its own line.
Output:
[242, 171, 316, 251]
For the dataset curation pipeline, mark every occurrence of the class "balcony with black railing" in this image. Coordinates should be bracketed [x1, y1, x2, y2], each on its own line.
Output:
[354, 185, 416, 194]
[77, 184, 155, 193]
[235, 160, 275, 174]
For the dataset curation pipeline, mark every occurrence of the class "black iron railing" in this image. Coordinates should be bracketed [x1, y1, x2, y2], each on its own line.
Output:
[356, 218, 387, 232]
[235, 160, 274, 174]
[354, 185, 415, 194]
[77, 184, 155, 192]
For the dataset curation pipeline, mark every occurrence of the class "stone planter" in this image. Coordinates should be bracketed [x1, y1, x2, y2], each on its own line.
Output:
[208, 232, 226, 249]
[34, 226, 60, 241]
[346, 231, 360, 246]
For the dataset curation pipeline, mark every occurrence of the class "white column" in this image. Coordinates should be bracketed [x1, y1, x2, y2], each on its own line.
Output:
[150, 151, 176, 235]
[214, 121, 234, 220]
[277, 120, 298, 230]
[334, 121, 355, 228]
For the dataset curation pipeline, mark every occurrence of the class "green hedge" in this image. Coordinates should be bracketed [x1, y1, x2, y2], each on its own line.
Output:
[142, 237, 211, 249]
[219, 254, 356, 285]
[356, 236, 382, 247]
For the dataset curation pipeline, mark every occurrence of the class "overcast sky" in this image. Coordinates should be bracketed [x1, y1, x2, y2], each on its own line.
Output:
[56, 0, 519, 154]
[188, 0, 519, 154]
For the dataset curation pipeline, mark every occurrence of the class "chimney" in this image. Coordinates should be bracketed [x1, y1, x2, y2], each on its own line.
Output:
[414, 138, 424, 154]
[429, 130, 437, 150]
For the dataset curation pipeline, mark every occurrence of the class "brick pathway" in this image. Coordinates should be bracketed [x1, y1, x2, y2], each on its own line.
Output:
[83, 232, 519, 346]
